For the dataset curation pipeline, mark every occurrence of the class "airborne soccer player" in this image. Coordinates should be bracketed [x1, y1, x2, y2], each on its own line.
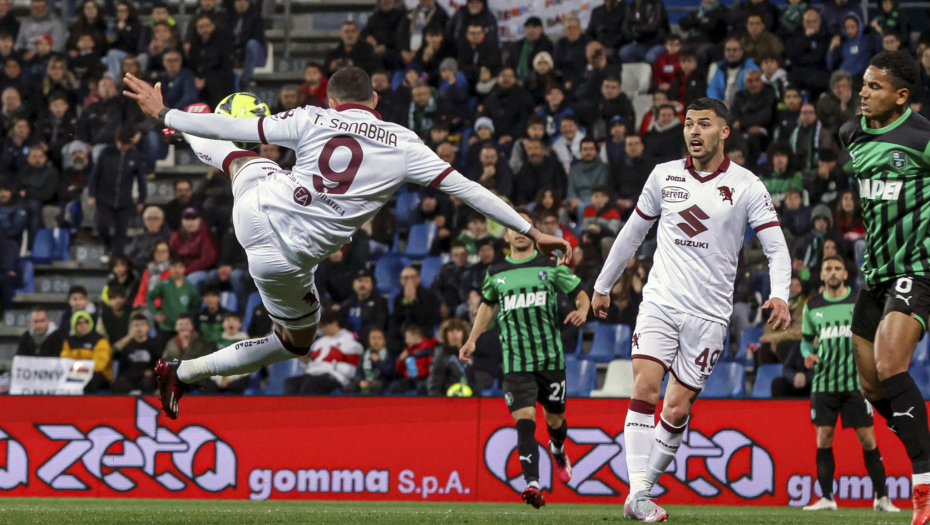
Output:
[840, 50, 930, 525]
[591, 97, 792, 522]
[800, 255, 898, 513]
[122, 68, 572, 419]
[460, 209, 590, 509]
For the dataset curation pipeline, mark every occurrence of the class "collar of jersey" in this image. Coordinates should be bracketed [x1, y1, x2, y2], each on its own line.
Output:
[336, 103, 383, 120]
[683, 155, 730, 183]
[505, 250, 538, 264]
[822, 287, 851, 302]
[859, 107, 910, 135]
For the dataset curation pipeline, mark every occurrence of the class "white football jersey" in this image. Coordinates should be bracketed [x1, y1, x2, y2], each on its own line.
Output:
[247, 104, 453, 264]
[634, 157, 780, 324]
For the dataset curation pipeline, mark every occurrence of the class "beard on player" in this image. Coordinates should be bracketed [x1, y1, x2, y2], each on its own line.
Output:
[824, 273, 843, 291]
[686, 134, 719, 162]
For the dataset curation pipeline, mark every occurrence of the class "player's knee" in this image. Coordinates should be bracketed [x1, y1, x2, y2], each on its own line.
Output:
[857, 430, 877, 450]
[874, 355, 906, 381]
[816, 428, 834, 448]
[860, 382, 883, 401]
[631, 381, 662, 405]
[661, 402, 691, 428]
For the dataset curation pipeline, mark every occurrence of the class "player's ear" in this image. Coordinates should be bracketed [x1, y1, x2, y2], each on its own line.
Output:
[896, 87, 910, 106]
[328, 97, 340, 110]
[371, 91, 379, 110]
[720, 125, 730, 140]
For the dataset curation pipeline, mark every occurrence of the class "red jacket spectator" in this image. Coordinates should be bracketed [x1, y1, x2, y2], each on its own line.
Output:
[396, 336, 438, 379]
[652, 50, 680, 88]
[559, 224, 580, 249]
[169, 210, 219, 274]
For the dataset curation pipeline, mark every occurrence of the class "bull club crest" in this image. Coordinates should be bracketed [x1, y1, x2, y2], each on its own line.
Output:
[538, 271, 548, 281]
[632, 333, 640, 349]
[891, 151, 908, 169]
[718, 186, 734, 205]
[293, 187, 312, 207]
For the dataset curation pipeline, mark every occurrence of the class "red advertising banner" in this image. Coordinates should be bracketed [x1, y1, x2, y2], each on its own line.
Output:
[0, 397, 914, 507]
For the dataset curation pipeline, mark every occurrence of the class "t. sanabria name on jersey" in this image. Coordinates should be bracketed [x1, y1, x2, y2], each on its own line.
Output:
[294, 111, 399, 147]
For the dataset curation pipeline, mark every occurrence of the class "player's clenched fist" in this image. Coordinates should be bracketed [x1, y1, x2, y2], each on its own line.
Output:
[459, 341, 476, 364]
[591, 292, 611, 319]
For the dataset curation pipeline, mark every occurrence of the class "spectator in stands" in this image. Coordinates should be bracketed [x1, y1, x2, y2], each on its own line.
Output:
[678, 0, 729, 66]
[428, 318, 470, 396]
[730, 69, 777, 164]
[392, 266, 441, 339]
[827, 14, 874, 80]
[820, 0, 865, 37]
[16, 146, 58, 247]
[587, 0, 628, 50]
[16, 306, 63, 357]
[110, 312, 159, 394]
[0, 0, 18, 39]
[389, 323, 437, 395]
[201, 221, 249, 310]
[133, 240, 171, 309]
[759, 141, 804, 207]
[101, 254, 137, 305]
[162, 312, 214, 363]
[25, 32, 52, 78]
[187, 13, 235, 110]
[741, 14, 783, 64]
[184, 0, 226, 54]
[61, 310, 112, 393]
[770, 342, 812, 397]
[785, 9, 831, 98]
[789, 103, 833, 174]
[195, 167, 233, 233]
[881, 31, 903, 53]
[87, 125, 147, 256]
[196, 286, 227, 346]
[793, 205, 840, 286]
[16, 0, 66, 58]
[0, 87, 29, 133]
[103, 2, 149, 81]
[270, 85, 301, 115]
[781, 187, 813, 238]
[463, 116, 494, 174]
[2, 117, 37, 175]
[588, 76, 635, 144]
[164, 179, 196, 230]
[618, 0, 669, 64]
[147, 257, 200, 333]
[326, 20, 377, 75]
[408, 82, 439, 141]
[757, 276, 807, 363]
[469, 143, 512, 196]
[610, 134, 652, 216]
[316, 248, 355, 308]
[2, 61, 34, 113]
[772, 87, 802, 140]
[66, 0, 106, 55]
[872, 0, 910, 47]
[512, 139, 566, 205]
[0, 30, 20, 68]
[457, 212, 490, 259]
[147, 21, 179, 77]
[644, 104, 686, 163]
[537, 84, 573, 140]
[523, 51, 558, 106]
[808, 148, 848, 207]
[40, 55, 79, 111]
[228, 0, 265, 84]
[286, 310, 362, 395]
[413, 22, 455, 87]
[430, 240, 470, 318]
[340, 268, 388, 344]
[170, 207, 218, 287]
[652, 34, 682, 93]
[483, 67, 534, 146]
[457, 21, 501, 89]
[97, 282, 130, 343]
[779, 0, 808, 39]
[730, 0, 781, 35]
[536, 208, 578, 250]
[36, 92, 77, 170]
[600, 116, 628, 165]
[552, 115, 584, 174]
[0, 232, 18, 313]
[707, 37, 759, 104]
[345, 328, 393, 395]
[553, 15, 589, 91]
[70, 33, 105, 86]
[75, 76, 123, 151]
[216, 311, 247, 349]
[566, 138, 608, 210]
[126, 206, 171, 271]
[759, 52, 787, 102]
[668, 49, 706, 107]
[638, 90, 673, 136]
[577, 40, 623, 103]
[362, 0, 406, 70]
[159, 50, 199, 110]
[447, 0, 498, 48]
[508, 114, 546, 174]
[817, 70, 857, 137]
[0, 179, 26, 244]
[399, 0, 448, 65]
[581, 185, 623, 249]
[834, 190, 866, 258]
[298, 62, 328, 108]
[604, 258, 645, 326]
[507, 16, 552, 82]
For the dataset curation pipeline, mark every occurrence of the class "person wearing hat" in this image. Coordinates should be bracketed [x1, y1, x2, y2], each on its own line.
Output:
[60, 310, 113, 393]
[524, 50, 560, 105]
[793, 203, 842, 286]
[438, 57, 469, 126]
[506, 16, 553, 81]
[14, 0, 66, 58]
[169, 205, 219, 288]
[24, 32, 52, 77]
[339, 268, 389, 345]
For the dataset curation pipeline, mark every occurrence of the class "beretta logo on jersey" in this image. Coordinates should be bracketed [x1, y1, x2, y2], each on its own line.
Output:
[662, 186, 690, 203]
[891, 150, 909, 169]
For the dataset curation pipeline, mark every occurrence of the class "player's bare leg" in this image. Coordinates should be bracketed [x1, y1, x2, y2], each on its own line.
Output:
[510, 406, 546, 508]
[855, 335, 899, 434]
[804, 426, 839, 510]
[872, 313, 930, 524]
[624, 359, 670, 522]
[852, 426, 900, 512]
[541, 408, 572, 484]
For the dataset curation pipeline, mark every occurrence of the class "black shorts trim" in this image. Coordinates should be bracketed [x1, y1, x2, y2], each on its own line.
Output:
[502, 370, 566, 415]
[852, 276, 930, 343]
[811, 391, 874, 429]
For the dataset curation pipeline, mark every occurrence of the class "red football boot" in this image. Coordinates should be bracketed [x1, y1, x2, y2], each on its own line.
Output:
[154, 359, 191, 420]
[521, 483, 546, 509]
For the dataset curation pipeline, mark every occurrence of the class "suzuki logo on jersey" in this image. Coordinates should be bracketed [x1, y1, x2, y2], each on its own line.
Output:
[662, 186, 690, 203]
[676, 205, 709, 238]
[859, 179, 903, 201]
[819, 324, 852, 340]
[502, 291, 548, 312]
[718, 186, 734, 205]
[891, 151, 909, 169]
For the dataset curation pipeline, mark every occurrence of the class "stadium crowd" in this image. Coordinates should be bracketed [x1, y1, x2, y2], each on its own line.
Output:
[0, 0, 913, 396]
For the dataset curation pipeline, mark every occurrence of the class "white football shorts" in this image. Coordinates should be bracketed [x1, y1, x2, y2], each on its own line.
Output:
[631, 300, 728, 391]
[232, 157, 321, 331]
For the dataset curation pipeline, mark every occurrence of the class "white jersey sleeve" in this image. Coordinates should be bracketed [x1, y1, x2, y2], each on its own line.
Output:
[745, 179, 780, 232]
[257, 107, 327, 151]
[745, 180, 791, 303]
[634, 167, 663, 220]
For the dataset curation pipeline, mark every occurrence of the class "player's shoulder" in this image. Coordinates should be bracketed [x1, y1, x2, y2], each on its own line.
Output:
[838, 117, 863, 146]
[805, 293, 828, 310]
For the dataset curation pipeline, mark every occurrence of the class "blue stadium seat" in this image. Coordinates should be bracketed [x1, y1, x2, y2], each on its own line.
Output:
[583, 324, 632, 362]
[32, 228, 70, 263]
[374, 255, 411, 294]
[15, 260, 33, 294]
[419, 256, 445, 289]
[263, 359, 303, 395]
[481, 379, 504, 397]
[574, 201, 592, 236]
[565, 358, 597, 397]
[243, 370, 263, 395]
[750, 364, 783, 398]
[743, 227, 755, 247]
[219, 291, 238, 313]
[405, 223, 437, 259]
[732, 325, 764, 364]
[241, 292, 262, 331]
[386, 290, 400, 314]
[395, 191, 421, 229]
[911, 365, 930, 400]
[701, 362, 746, 398]
[913, 333, 930, 367]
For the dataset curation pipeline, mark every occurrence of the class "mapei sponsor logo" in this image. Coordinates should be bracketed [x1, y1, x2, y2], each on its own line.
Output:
[484, 425, 774, 499]
[662, 186, 690, 203]
[0, 399, 236, 493]
[859, 179, 903, 201]
[819, 324, 852, 340]
[502, 291, 548, 312]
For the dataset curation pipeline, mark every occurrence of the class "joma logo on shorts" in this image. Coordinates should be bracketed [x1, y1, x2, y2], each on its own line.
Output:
[859, 179, 903, 201]
[502, 291, 547, 312]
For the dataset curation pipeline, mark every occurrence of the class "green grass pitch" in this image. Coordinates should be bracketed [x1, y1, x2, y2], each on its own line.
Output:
[0, 498, 912, 524]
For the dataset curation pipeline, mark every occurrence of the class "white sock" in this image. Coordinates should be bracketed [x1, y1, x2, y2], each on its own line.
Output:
[914, 472, 930, 485]
[181, 132, 251, 172]
[625, 402, 657, 496]
[177, 332, 297, 382]
[645, 414, 688, 492]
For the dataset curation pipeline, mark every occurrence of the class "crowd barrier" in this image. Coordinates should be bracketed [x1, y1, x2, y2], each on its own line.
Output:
[0, 397, 915, 507]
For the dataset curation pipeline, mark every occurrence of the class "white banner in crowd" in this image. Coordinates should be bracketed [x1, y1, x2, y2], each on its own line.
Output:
[403, 0, 593, 42]
[10, 356, 95, 395]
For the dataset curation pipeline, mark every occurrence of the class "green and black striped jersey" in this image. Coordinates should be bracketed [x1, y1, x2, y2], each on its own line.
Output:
[481, 251, 582, 373]
[801, 288, 859, 393]
[839, 108, 930, 285]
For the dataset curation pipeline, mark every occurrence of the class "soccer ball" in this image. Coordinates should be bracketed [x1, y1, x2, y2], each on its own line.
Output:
[214, 92, 270, 150]
[446, 382, 473, 398]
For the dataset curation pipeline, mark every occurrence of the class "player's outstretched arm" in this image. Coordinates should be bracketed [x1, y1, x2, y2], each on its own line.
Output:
[460, 302, 495, 364]
[756, 226, 792, 330]
[592, 212, 656, 316]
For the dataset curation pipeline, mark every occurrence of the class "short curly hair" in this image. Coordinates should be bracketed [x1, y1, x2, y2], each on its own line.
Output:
[870, 50, 919, 92]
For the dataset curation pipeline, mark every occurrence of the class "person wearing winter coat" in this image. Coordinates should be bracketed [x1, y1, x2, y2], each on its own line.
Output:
[227, 0, 266, 83]
[618, 0, 669, 64]
[427, 318, 470, 396]
[16, 307, 63, 357]
[506, 16, 553, 81]
[827, 13, 874, 78]
[87, 126, 147, 256]
[707, 38, 759, 104]
[566, 139, 609, 209]
[60, 310, 112, 393]
[389, 323, 438, 395]
[446, 0, 498, 48]
[345, 328, 395, 395]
